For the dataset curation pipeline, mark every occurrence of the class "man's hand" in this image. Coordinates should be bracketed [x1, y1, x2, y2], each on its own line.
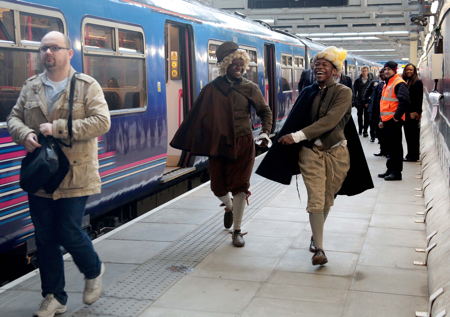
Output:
[24, 133, 41, 152]
[378, 122, 384, 129]
[39, 123, 53, 136]
[255, 133, 272, 148]
[410, 112, 420, 120]
[278, 134, 295, 145]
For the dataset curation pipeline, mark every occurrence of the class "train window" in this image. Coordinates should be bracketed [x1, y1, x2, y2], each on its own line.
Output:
[293, 56, 304, 88]
[84, 24, 114, 51]
[281, 54, 293, 92]
[0, 8, 15, 42]
[20, 12, 63, 44]
[242, 47, 258, 84]
[118, 29, 143, 53]
[82, 19, 146, 112]
[0, 5, 65, 123]
[208, 41, 221, 81]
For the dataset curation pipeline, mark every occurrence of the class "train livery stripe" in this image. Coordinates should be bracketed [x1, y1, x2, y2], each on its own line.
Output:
[0, 150, 26, 161]
[100, 153, 166, 177]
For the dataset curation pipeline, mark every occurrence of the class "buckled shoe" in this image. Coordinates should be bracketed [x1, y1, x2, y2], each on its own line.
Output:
[312, 249, 328, 266]
[33, 294, 67, 317]
[83, 263, 105, 305]
[232, 230, 246, 247]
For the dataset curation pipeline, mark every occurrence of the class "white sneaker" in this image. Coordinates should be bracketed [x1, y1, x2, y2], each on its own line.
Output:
[83, 263, 105, 305]
[33, 294, 67, 317]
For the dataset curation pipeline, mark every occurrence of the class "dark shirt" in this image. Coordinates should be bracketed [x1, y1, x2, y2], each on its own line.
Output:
[406, 79, 423, 114]
[353, 76, 371, 107]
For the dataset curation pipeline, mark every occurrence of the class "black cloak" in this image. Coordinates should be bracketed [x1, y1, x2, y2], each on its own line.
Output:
[255, 83, 374, 196]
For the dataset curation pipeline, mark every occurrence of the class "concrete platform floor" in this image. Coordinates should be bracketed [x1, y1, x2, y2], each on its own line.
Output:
[0, 114, 428, 317]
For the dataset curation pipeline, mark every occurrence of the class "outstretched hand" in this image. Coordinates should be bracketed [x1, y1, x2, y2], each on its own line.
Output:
[278, 134, 295, 145]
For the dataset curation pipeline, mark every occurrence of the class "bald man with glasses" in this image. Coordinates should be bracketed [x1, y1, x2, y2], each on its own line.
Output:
[8, 31, 110, 317]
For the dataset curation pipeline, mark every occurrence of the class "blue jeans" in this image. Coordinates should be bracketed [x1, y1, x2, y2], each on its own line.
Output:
[28, 194, 101, 305]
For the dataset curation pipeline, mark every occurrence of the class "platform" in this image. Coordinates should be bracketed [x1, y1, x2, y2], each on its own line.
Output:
[0, 113, 428, 317]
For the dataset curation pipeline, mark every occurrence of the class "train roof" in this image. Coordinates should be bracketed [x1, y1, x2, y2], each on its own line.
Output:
[125, 0, 304, 46]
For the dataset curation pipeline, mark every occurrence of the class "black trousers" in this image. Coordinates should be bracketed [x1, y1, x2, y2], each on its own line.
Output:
[383, 119, 403, 175]
[357, 105, 370, 133]
[404, 116, 420, 160]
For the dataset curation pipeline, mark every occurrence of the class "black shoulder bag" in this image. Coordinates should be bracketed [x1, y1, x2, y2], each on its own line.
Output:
[20, 73, 78, 194]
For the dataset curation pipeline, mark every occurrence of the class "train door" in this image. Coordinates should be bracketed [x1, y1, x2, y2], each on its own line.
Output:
[164, 22, 194, 170]
[264, 44, 276, 133]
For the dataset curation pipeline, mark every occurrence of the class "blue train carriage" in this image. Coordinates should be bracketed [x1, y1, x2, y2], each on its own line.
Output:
[0, 0, 305, 258]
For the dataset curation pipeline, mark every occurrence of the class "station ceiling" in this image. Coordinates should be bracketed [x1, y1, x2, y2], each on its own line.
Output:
[198, 0, 425, 63]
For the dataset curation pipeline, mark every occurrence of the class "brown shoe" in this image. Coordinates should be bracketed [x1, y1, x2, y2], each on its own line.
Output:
[223, 207, 233, 229]
[312, 249, 328, 266]
[309, 236, 317, 253]
[231, 230, 246, 247]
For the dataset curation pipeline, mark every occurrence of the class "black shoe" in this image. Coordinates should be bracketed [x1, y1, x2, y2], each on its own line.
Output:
[384, 173, 402, 181]
[312, 249, 328, 266]
[404, 156, 419, 162]
[374, 152, 384, 157]
[378, 171, 389, 178]
[223, 208, 233, 229]
[309, 236, 317, 253]
[363, 132, 368, 137]
[370, 138, 375, 143]
[231, 230, 246, 247]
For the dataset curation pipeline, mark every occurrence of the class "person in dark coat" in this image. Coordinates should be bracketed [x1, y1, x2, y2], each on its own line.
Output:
[298, 63, 315, 92]
[353, 66, 372, 136]
[339, 72, 353, 89]
[256, 46, 373, 266]
[364, 69, 385, 143]
[402, 63, 423, 161]
[170, 41, 272, 247]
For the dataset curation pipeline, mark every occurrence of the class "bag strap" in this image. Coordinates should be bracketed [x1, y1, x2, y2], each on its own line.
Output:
[67, 72, 79, 147]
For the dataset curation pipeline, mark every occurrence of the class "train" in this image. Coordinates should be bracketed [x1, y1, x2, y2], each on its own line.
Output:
[0, 0, 381, 261]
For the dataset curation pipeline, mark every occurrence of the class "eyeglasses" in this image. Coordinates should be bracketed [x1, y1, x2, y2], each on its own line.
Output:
[39, 46, 69, 53]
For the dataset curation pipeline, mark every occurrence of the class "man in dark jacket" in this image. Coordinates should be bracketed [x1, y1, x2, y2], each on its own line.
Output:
[364, 69, 385, 144]
[171, 41, 272, 247]
[298, 60, 315, 92]
[353, 66, 372, 136]
[257, 46, 373, 266]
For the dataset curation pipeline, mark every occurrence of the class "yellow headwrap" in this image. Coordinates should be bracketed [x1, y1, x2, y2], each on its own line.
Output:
[314, 46, 347, 70]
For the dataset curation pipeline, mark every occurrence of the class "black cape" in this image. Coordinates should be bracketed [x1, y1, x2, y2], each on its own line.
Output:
[256, 83, 374, 196]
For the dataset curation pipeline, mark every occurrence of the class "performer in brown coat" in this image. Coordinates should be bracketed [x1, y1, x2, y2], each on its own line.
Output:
[171, 41, 272, 247]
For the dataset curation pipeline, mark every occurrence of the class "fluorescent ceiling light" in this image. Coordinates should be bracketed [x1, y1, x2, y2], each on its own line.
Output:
[348, 49, 396, 52]
[299, 30, 409, 37]
[401, 57, 410, 60]
[311, 36, 380, 41]
[259, 18, 274, 24]
[431, 0, 439, 14]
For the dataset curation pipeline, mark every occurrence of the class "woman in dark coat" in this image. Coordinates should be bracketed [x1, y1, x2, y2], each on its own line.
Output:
[402, 63, 423, 161]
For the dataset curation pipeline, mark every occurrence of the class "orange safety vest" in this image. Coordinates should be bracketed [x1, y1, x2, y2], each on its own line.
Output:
[380, 73, 406, 122]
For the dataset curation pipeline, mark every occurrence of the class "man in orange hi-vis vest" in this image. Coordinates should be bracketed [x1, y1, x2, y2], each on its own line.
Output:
[377, 61, 411, 181]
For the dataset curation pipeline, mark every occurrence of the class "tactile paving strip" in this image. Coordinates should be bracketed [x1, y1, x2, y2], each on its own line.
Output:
[72, 175, 285, 316]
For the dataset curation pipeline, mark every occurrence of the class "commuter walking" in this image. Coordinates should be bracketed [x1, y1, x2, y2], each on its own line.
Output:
[378, 61, 410, 181]
[7, 31, 110, 316]
[170, 41, 272, 248]
[353, 66, 372, 136]
[256, 46, 373, 266]
[402, 63, 423, 162]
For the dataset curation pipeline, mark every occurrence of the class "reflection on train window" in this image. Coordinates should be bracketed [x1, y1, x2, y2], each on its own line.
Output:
[293, 56, 304, 89]
[20, 12, 63, 43]
[84, 24, 114, 50]
[82, 19, 146, 111]
[208, 42, 220, 81]
[0, 5, 64, 122]
[243, 48, 258, 84]
[0, 8, 15, 42]
[281, 54, 293, 92]
[119, 29, 143, 53]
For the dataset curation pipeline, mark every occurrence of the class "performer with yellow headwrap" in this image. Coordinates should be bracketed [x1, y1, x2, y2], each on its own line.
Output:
[256, 46, 373, 266]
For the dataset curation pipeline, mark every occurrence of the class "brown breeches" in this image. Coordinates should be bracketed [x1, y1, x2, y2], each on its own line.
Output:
[208, 134, 255, 197]
[298, 144, 350, 214]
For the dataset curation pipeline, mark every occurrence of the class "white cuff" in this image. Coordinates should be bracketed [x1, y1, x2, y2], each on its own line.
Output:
[291, 130, 307, 143]
[255, 132, 272, 148]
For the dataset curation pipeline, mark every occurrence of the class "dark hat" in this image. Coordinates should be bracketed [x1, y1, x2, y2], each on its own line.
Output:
[383, 61, 398, 71]
[216, 41, 239, 62]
